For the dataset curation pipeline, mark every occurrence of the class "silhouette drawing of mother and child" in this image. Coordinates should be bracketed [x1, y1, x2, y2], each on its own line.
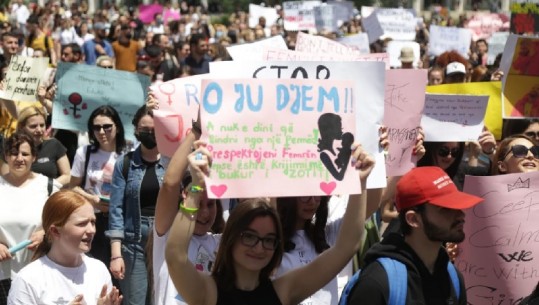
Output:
[317, 113, 354, 181]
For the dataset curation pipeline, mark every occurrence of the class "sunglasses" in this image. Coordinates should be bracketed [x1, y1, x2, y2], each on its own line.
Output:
[100, 65, 114, 69]
[502, 144, 539, 160]
[240, 231, 278, 251]
[437, 146, 460, 158]
[524, 131, 539, 139]
[92, 124, 114, 133]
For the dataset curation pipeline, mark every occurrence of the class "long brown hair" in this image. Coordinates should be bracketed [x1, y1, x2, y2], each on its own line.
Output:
[277, 196, 330, 254]
[211, 199, 283, 292]
[33, 190, 90, 260]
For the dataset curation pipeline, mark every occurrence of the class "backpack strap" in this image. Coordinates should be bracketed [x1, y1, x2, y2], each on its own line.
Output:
[377, 257, 407, 305]
[122, 151, 134, 180]
[80, 145, 91, 188]
[338, 269, 361, 305]
[447, 262, 460, 300]
[47, 177, 53, 196]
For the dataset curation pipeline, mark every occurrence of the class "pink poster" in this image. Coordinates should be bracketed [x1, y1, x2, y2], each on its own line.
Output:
[383, 69, 427, 176]
[200, 78, 360, 199]
[263, 48, 390, 69]
[138, 4, 163, 24]
[295, 32, 362, 56]
[459, 172, 539, 304]
[150, 75, 203, 157]
[163, 8, 181, 23]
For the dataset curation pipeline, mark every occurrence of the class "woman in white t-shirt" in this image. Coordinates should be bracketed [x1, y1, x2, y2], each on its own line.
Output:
[153, 126, 224, 305]
[7, 190, 122, 305]
[69, 106, 126, 275]
[274, 196, 343, 305]
[0, 132, 60, 304]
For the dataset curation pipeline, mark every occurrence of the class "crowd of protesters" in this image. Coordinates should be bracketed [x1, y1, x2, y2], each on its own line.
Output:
[0, 0, 538, 305]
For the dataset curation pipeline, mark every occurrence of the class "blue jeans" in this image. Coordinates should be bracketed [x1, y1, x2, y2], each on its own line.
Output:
[120, 216, 153, 305]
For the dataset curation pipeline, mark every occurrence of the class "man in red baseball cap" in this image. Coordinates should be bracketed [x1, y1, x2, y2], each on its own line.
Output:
[343, 166, 483, 305]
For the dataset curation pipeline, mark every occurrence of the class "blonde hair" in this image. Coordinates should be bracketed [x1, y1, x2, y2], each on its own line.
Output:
[17, 106, 47, 131]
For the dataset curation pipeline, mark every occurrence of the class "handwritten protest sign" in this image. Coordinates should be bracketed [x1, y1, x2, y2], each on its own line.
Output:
[328, 1, 355, 23]
[249, 4, 279, 28]
[459, 172, 539, 304]
[295, 32, 361, 56]
[361, 12, 384, 43]
[210, 60, 387, 189]
[429, 25, 472, 59]
[421, 94, 489, 142]
[283, 1, 321, 31]
[138, 4, 163, 24]
[338, 33, 370, 54]
[226, 35, 288, 61]
[383, 70, 426, 176]
[375, 8, 417, 41]
[314, 4, 339, 33]
[262, 48, 389, 69]
[386, 41, 420, 68]
[200, 78, 359, 198]
[150, 74, 205, 157]
[2, 56, 48, 102]
[465, 13, 510, 41]
[427, 82, 502, 140]
[488, 32, 510, 65]
[52, 63, 150, 141]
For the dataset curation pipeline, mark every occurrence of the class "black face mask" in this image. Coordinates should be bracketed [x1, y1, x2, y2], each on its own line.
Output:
[137, 131, 157, 149]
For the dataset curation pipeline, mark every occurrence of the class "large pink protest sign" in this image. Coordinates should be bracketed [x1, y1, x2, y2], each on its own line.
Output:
[459, 172, 539, 304]
[262, 48, 390, 69]
[150, 75, 203, 157]
[465, 13, 510, 41]
[383, 69, 426, 176]
[200, 78, 359, 199]
[138, 4, 163, 24]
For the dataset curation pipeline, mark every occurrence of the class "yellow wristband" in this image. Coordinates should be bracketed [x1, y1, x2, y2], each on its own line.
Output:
[180, 204, 199, 214]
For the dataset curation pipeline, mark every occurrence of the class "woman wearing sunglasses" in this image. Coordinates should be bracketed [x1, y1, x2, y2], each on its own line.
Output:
[69, 105, 126, 280]
[165, 140, 374, 305]
[492, 134, 539, 175]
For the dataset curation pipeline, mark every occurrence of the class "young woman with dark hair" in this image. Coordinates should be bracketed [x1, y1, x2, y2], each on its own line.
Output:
[165, 140, 374, 305]
[69, 105, 126, 277]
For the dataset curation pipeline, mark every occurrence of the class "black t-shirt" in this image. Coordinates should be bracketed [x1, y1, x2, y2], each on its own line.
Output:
[139, 158, 159, 216]
[32, 138, 67, 179]
[216, 279, 282, 305]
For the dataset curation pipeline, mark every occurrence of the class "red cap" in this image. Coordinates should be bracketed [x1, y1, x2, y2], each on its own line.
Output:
[396, 166, 483, 211]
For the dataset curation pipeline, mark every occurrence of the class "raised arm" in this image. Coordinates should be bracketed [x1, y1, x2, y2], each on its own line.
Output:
[274, 143, 375, 305]
[154, 131, 198, 236]
[165, 144, 217, 305]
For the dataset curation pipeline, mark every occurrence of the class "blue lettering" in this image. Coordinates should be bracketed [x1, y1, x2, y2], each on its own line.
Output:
[184, 84, 199, 106]
[234, 83, 244, 113]
[318, 86, 339, 113]
[290, 85, 301, 114]
[247, 85, 263, 112]
[276, 84, 289, 111]
[301, 85, 313, 111]
[203, 82, 222, 114]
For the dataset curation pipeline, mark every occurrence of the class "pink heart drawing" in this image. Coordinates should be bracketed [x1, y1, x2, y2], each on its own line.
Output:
[320, 181, 336, 195]
[210, 185, 227, 198]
